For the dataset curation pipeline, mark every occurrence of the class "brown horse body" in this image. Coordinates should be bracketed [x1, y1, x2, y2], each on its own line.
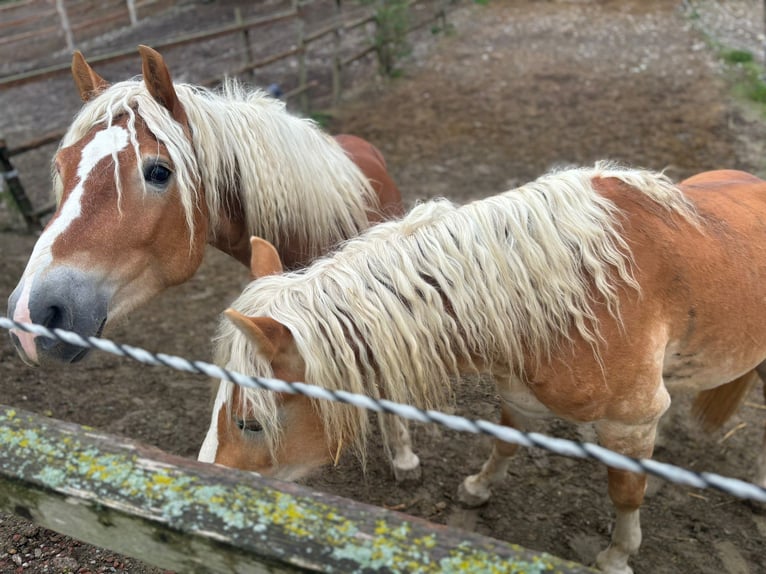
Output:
[462, 171, 766, 573]
[204, 166, 766, 574]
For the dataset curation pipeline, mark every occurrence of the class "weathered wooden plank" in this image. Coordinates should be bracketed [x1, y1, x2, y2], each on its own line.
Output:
[0, 405, 596, 573]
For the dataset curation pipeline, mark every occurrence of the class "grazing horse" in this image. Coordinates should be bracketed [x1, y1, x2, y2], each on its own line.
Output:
[200, 163, 766, 574]
[6, 45, 402, 367]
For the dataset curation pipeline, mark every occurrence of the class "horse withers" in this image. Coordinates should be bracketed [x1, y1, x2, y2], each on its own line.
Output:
[6, 45, 402, 367]
[200, 163, 766, 574]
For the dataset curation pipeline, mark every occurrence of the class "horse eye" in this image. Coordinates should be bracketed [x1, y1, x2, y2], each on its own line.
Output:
[143, 162, 172, 187]
[236, 417, 263, 434]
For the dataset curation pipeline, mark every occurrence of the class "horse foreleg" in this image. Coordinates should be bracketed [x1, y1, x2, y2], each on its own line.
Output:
[594, 419, 659, 574]
[458, 402, 520, 507]
[381, 414, 421, 482]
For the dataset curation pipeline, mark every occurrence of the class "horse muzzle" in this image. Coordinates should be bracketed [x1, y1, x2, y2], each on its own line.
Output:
[7, 266, 110, 366]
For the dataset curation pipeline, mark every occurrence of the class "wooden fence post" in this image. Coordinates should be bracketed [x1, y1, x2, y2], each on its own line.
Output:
[0, 139, 42, 232]
[294, 0, 309, 111]
[54, 0, 74, 52]
[332, 0, 343, 105]
[440, 0, 448, 31]
[126, 0, 137, 26]
[235, 7, 255, 81]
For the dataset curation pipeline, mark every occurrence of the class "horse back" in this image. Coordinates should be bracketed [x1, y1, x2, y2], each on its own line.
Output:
[334, 134, 404, 221]
[680, 169, 764, 187]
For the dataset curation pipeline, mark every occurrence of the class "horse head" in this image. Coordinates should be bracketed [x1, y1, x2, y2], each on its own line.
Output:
[7, 46, 208, 365]
[198, 238, 332, 480]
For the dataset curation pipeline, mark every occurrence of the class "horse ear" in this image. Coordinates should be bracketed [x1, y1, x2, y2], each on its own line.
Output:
[250, 237, 284, 279]
[138, 45, 187, 124]
[71, 51, 109, 102]
[224, 309, 292, 359]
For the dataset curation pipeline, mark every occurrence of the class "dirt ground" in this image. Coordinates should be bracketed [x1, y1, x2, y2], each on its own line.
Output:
[1, 0, 766, 572]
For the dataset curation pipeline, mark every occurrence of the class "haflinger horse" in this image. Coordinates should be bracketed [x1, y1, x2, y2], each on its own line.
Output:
[6, 44, 402, 367]
[200, 162, 766, 574]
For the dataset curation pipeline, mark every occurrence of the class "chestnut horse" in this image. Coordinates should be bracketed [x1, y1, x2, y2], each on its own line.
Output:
[6, 44, 402, 366]
[200, 163, 766, 574]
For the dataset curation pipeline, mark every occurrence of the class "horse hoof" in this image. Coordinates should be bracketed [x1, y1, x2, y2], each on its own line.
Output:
[392, 453, 421, 483]
[457, 476, 491, 508]
[595, 549, 633, 574]
[393, 464, 422, 483]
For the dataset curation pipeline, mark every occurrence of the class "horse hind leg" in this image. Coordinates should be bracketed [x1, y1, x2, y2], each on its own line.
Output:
[691, 370, 758, 433]
[458, 402, 520, 507]
[692, 367, 766, 487]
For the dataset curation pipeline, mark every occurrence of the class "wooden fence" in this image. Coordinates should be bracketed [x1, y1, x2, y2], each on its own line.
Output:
[0, 0, 452, 231]
[0, 404, 596, 572]
[0, 0, 175, 62]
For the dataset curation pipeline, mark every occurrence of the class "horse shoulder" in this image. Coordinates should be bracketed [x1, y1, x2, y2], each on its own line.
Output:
[509, 310, 671, 425]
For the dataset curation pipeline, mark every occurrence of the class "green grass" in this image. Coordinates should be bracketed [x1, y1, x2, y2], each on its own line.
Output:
[714, 48, 766, 109]
[722, 49, 754, 64]
[309, 111, 334, 129]
[750, 80, 766, 103]
[727, 56, 766, 104]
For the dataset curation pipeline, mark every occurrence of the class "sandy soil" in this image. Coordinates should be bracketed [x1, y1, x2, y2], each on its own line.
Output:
[1, 1, 765, 572]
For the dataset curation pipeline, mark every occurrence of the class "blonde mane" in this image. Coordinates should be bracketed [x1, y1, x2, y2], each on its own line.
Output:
[215, 162, 698, 463]
[56, 78, 377, 256]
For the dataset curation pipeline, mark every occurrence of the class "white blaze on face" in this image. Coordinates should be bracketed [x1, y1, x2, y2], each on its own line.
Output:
[198, 381, 233, 463]
[10, 126, 129, 361]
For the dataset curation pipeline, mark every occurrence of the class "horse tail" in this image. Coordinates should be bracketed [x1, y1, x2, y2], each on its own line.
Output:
[691, 371, 759, 433]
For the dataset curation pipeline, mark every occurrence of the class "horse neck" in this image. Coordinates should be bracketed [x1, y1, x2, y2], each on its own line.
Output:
[207, 198, 328, 270]
[208, 203, 253, 268]
[188, 93, 374, 270]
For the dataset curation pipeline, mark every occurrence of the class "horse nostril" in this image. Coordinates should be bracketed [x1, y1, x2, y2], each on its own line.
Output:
[41, 305, 66, 330]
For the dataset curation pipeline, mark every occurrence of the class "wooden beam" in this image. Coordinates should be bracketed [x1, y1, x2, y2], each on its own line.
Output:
[0, 9, 298, 90]
[0, 405, 595, 573]
[8, 129, 64, 156]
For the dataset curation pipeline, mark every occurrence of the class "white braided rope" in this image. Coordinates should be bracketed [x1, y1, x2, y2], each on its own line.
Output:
[2, 316, 765, 503]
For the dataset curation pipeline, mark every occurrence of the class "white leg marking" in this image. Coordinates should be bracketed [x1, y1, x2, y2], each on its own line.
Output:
[596, 508, 641, 574]
[198, 382, 233, 463]
[390, 417, 421, 482]
[9, 126, 129, 360]
[458, 442, 514, 507]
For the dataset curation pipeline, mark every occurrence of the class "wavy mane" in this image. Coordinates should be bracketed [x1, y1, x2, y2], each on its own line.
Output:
[56, 78, 377, 257]
[215, 162, 698, 463]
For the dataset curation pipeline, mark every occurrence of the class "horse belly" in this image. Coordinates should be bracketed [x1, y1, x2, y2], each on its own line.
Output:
[662, 340, 762, 393]
[498, 377, 553, 418]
